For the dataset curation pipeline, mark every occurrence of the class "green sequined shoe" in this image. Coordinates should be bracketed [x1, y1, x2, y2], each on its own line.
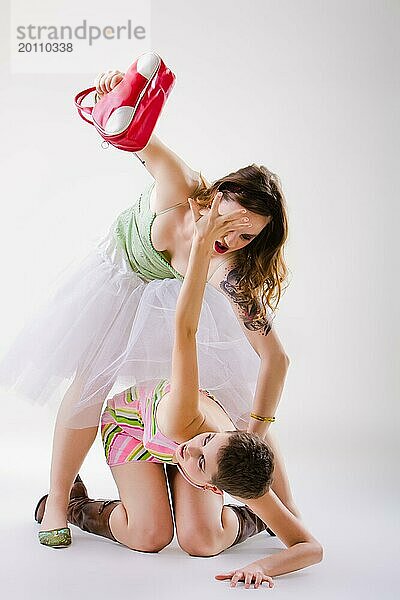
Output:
[38, 527, 72, 548]
[35, 494, 72, 548]
[34, 476, 86, 549]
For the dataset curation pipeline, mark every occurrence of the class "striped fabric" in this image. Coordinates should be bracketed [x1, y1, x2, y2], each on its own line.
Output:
[101, 380, 179, 467]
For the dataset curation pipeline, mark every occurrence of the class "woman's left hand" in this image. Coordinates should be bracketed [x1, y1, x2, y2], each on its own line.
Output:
[215, 562, 274, 589]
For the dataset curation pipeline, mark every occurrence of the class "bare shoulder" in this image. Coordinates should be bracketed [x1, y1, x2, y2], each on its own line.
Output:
[207, 261, 273, 338]
[150, 167, 208, 253]
[207, 261, 245, 314]
[207, 258, 237, 289]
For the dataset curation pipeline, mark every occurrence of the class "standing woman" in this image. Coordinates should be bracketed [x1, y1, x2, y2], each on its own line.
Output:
[0, 68, 295, 543]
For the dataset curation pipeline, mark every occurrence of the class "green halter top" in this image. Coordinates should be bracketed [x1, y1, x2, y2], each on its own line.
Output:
[114, 182, 184, 282]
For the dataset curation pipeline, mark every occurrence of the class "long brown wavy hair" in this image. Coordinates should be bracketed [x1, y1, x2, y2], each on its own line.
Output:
[193, 165, 288, 317]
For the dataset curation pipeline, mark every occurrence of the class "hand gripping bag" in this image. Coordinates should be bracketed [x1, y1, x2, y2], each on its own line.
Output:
[74, 52, 175, 151]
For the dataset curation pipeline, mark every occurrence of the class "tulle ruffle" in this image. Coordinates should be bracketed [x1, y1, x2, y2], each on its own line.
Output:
[0, 231, 260, 429]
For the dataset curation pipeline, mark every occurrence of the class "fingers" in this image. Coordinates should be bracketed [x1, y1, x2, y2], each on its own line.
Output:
[94, 72, 109, 95]
[94, 70, 124, 95]
[223, 209, 249, 222]
[230, 571, 244, 588]
[215, 570, 274, 589]
[209, 191, 223, 216]
[254, 571, 264, 589]
[109, 71, 124, 91]
[188, 198, 202, 222]
[214, 572, 234, 581]
[211, 195, 251, 229]
[192, 190, 251, 241]
[220, 217, 252, 236]
[208, 191, 249, 222]
[209, 191, 246, 220]
[244, 571, 253, 589]
[265, 576, 274, 588]
[209, 192, 251, 231]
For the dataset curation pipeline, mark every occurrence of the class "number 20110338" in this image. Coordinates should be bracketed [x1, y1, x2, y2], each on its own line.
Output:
[18, 42, 73, 52]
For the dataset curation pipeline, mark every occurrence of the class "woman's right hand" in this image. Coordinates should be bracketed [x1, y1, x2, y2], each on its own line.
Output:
[188, 192, 252, 248]
[94, 70, 125, 97]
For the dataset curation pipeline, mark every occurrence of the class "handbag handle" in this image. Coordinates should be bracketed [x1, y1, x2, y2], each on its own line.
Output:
[74, 87, 97, 125]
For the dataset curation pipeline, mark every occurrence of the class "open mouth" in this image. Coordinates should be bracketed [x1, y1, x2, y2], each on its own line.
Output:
[214, 241, 229, 254]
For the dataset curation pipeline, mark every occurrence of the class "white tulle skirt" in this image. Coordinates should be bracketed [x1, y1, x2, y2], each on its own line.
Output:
[0, 231, 260, 429]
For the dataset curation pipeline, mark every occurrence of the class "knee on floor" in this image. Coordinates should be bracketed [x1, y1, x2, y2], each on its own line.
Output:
[124, 522, 174, 553]
[176, 526, 222, 557]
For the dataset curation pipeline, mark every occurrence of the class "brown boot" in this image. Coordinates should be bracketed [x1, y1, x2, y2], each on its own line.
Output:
[34, 474, 88, 524]
[227, 504, 275, 547]
[69, 475, 88, 501]
[67, 497, 120, 542]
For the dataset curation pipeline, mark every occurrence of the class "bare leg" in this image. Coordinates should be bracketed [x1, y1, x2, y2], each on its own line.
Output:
[166, 467, 239, 557]
[40, 377, 104, 532]
[109, 462, 174, 552]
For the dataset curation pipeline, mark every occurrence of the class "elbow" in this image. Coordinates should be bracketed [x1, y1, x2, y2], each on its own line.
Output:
[178, 328, 197, 341]
[264, 350, 290, 373]
[185, 326, 198, 338]
[258, 334, 290, 371]
[176, 318, 197, 339]
[281, 351, 290, 371]
[312, 541, 324, 565]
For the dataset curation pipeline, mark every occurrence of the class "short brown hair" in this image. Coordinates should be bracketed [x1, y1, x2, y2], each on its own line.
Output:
[210, 431, 274, 499]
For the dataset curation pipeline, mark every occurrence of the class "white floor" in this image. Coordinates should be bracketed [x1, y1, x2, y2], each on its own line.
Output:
[1, 399, 399, 600]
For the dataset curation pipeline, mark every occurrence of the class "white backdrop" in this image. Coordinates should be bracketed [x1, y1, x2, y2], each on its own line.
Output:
[0, 1, 399, 599]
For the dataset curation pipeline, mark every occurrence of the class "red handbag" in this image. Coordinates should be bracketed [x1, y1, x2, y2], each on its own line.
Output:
[74, 52, 175, 152]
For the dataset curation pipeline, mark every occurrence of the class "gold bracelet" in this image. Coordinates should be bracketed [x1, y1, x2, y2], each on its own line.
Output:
[250, 413, 276, 423]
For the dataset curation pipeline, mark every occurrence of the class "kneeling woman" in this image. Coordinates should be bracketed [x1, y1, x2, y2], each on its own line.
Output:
[36, 192, 322, 587]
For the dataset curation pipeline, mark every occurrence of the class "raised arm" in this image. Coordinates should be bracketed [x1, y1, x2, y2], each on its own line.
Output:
[95, 70, 197, 190]
[167, 195, 252, 434]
